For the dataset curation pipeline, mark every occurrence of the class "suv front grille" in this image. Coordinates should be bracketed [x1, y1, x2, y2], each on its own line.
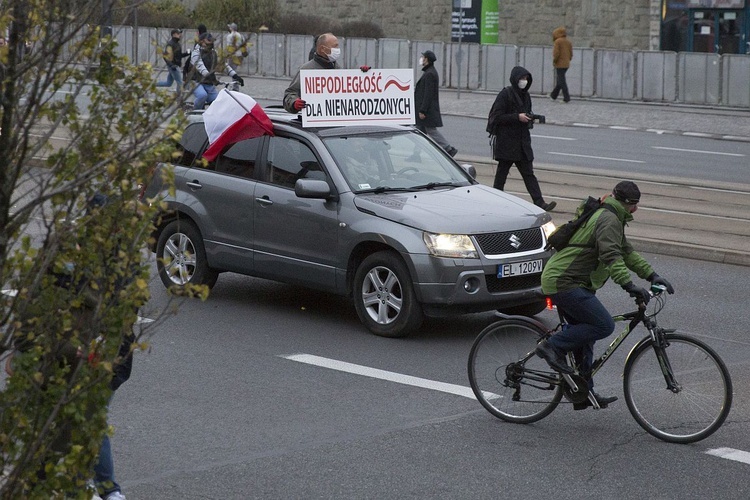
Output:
[485, 273, 541, 293]
[474, 228, 543, 256]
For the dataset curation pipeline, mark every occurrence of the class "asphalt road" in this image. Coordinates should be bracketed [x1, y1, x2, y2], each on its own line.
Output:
[111, 250, 750, 499]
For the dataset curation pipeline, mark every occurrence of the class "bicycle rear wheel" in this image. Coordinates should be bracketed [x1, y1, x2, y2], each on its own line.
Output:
[468, 319, 563, 423]
[624, 334, 732, 444]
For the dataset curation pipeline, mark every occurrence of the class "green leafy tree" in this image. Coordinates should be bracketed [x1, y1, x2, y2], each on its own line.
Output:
[193, 0, 280, 33]
[0, 1, 199, 497]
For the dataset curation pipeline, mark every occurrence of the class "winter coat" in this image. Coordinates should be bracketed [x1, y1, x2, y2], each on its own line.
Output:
[414, 63, 443, 128]
[163, 36, 185, 69]
[486, 66, 534, 162]
[190, 45, 237, 84]
[552, 27, 573, 69]
[541, 196, 654, 295]
[283, 54, 340, 113]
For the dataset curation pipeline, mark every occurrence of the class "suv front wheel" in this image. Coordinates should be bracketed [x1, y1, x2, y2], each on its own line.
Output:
[353, 251, 423, 338]
[156, 219, 219, 290]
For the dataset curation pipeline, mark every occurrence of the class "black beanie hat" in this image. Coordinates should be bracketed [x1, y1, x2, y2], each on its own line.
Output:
[613, 181, 641, 204]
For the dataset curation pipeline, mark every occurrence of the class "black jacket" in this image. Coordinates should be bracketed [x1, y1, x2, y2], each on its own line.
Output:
[164, 36, 186, 69]
[487, 65, 534, 162]
[414, 63, 443, 128]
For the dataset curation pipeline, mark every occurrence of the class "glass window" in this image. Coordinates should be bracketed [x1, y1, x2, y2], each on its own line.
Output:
[323, 130, 472, 192]
[214, 137, 262, 178]
[266, 137, 325, 189]
[175, 123, 208, 167]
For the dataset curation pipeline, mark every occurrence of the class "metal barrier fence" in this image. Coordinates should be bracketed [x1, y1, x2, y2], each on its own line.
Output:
[114, 25, 750, 109]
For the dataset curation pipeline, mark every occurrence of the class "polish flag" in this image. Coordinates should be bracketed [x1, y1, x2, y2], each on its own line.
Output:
[202, 90, 275, 162]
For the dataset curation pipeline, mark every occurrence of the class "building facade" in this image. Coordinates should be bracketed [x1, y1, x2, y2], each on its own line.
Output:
[186, 0, 748, 54]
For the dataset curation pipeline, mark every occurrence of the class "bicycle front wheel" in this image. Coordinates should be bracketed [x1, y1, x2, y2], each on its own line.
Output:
[468, 319, 563, 424]
[624, 334, 732, 444]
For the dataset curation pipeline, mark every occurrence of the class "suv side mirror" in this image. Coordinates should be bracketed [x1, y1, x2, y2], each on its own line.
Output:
[295, 178, 331, 199]
[460, 164, 476, 179]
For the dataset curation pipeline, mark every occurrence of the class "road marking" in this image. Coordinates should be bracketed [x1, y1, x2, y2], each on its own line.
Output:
[571, 123, 600, 128]
[547, 152, 645, 164]
[705, 448, 750, 465]
[683, 132, 713, 138]
[281, 353, 476, 399]
[652, 146, 745, 157]
[610, 126, 638, 131]
[531, 134, 576, 141]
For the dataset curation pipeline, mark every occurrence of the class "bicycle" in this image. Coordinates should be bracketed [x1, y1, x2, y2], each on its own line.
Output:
[467, 285, 732, 444]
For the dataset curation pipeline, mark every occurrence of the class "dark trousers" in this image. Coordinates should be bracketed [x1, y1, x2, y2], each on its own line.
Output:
[493, 159, 545, 206]
[550, 67, 570, 102]
[547, 287, 615, 389]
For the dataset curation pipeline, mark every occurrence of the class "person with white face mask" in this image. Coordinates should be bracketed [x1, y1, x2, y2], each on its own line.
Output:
[486, 65, 557, 212]
[285, 32, 362, 113]
[414, 50, 457, 157]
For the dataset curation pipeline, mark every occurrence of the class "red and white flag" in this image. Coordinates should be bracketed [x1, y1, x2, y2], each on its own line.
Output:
[202, 90, 275, 162]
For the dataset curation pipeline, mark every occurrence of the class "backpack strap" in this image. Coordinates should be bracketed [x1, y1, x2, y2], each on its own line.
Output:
[566, 204, 617, 248]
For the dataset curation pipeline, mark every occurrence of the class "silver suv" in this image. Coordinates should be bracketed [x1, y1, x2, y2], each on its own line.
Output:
[143, 109, 555, 337]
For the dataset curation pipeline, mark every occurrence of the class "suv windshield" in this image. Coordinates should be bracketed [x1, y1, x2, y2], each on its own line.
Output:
[323, 131, 473, 193]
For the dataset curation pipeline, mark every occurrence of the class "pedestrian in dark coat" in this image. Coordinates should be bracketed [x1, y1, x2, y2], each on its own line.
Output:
[414, 50, 457, 157]
[487, 65, 556, 211]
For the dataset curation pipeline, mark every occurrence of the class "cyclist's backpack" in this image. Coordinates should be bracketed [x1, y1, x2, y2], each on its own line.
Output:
[545, 196, 616, 251]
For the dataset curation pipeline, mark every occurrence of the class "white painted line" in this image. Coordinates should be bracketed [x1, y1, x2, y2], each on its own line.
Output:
[571, 123, 600, 128]
[646, 129, 674, 135]
[652, 146, 744, 157]
[705, 448, 750, 466]
[683, 132, 713, 138]
[610, 126, 638, 131]
[548, 152, 645, 164]
[531, 134, 576, 141]
[281, 353, 477, 399]
[722, 135, 750, 142]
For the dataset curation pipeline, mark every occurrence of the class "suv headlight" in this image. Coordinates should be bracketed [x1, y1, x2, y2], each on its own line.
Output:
[423, 232, 478, 259]
[541, 221, 556, 240]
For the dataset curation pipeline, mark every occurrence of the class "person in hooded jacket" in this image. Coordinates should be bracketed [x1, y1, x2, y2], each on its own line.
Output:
[487, 66, 556, 211]
[414, 50, 457, 157]
[537, 181, 675, 410]
[550, 26, 573, 102]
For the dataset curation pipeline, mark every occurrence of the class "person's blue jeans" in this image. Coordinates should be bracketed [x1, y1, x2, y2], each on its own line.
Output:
[94, 398, 121, 497]
[546, 287, 615, 389]
[193, 83, 218, 110]
[156, 65, 182, 90]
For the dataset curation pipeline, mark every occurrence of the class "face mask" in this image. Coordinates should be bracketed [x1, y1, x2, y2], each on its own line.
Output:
[419, 57, 425, 66]
[518, 79, 529, 90]
[328, 47, 341, 62]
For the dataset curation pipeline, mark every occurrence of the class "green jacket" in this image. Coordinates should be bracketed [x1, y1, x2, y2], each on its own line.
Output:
[541, 196, 654, 294]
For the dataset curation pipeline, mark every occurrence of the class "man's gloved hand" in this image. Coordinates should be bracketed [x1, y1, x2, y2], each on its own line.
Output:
[360, 65, 371, 72]
[206, 74, 219, 86]
[293, 98, 306, 111]
[622, 282, 650, 305]
[232, 74, 245, 86]
[648, 272, 674, 294]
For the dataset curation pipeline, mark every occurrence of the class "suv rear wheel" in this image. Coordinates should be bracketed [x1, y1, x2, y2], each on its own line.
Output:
[353, 251, 423, 338]
[156, 219, 219, 290]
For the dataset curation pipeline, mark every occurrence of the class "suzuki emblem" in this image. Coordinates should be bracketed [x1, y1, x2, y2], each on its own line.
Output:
[509, 234, 522, 249]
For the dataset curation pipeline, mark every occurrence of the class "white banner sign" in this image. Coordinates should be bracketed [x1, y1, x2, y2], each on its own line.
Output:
[299, 69, 415, 127]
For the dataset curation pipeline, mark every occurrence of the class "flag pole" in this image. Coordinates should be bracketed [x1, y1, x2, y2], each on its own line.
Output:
[222, 88, 252, 114]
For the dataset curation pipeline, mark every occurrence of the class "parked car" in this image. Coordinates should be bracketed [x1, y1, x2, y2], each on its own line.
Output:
[142, 108, 556, 337]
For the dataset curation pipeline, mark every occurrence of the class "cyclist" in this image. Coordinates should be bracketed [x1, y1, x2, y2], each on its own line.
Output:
[189, 32, 244, 110]
[536, 180, 675, 409]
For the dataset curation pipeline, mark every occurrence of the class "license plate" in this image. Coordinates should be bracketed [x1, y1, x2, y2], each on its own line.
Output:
[498, 259, 543, 278]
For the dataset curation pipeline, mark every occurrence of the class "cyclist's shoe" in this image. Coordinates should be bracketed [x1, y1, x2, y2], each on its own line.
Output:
[574, 392, 618, 410]
[535, 340, 573, 374]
